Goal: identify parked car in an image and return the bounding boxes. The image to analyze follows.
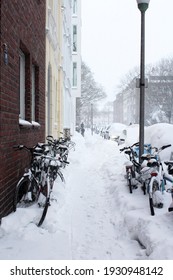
[105,123,127,144]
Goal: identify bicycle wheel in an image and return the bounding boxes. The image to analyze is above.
[37,197,50,227]
[149,195,155,216]
[149,179,160,216]
[127,178,133,194]
[142,182,146,195]
[37,177,55,227]
[13,176,39,211]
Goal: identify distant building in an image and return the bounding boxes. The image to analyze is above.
[147,76,173,124]
[113,93,123,123]
[113,75,173,125]
[113,80,140,125]
[0,0,46,219]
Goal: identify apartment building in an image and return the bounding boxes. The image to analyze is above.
[113,75,173,125]
[46,0,81,137]
[61,0,81,135]
[0,0,46,219]
[71,0,81,133]
[46,0,61,137]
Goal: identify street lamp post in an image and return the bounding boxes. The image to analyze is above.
[136,0,150,163]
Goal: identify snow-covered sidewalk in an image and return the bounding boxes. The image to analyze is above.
[0,128,173,260]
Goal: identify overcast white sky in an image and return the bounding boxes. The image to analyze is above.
[81,0,173,100]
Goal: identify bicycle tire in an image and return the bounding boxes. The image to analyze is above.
[149,179,159,216]
[37,197,50,227]
[142,182,146,195]
[149,196,155,216]
[128,178,133,194]
[37,178,54,227]
[13,176,39,211]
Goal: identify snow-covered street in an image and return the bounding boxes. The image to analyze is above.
[0,125,173,260]
[66,134,141,259]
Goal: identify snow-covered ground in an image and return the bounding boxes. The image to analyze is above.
[0,123,173,260]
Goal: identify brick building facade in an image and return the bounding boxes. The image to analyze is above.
[0,0,46,220]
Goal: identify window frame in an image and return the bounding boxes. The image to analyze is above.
[31,65,36,121]
[19,50,26,120]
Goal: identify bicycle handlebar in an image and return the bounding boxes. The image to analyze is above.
[13,145,24,149]
[150,144,171,154]
[121,143,171,152]
[132,142,139,147]
[13,144,49,154]
[13,145,33,152]
[161,144,171,150]
[46,135,69,146]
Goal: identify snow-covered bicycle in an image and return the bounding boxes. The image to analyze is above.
[13,144,64,226]
[120,142,141,193]
[139,144,171,215]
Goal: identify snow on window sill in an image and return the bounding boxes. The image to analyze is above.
[19,118,41,128]
[32,121,41,127]
[19,118,32,127]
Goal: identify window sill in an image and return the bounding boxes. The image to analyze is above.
[32,121,41,127]
[19,119,41,128]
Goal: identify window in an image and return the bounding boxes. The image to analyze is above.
[31,65,36,121]
[73,62,77,87]
[19,45,40,126]
[19,50,25,119]
[73,25,77,52]
[73,0,77,14]
[54,81,58,126]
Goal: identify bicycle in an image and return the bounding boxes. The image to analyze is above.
[164,160,173,212]
[139,144,171,215]
[13,144,43,211]
[120,142,141,193]
[13,144,64,226]
[46,135,75,168]
[37,153,64,226]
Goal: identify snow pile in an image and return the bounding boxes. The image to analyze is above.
[145,123,173,160]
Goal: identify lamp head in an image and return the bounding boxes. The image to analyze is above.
[137,0,150,2]
[136,0,150,12]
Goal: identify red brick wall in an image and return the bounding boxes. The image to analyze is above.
[0,0,46,219]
